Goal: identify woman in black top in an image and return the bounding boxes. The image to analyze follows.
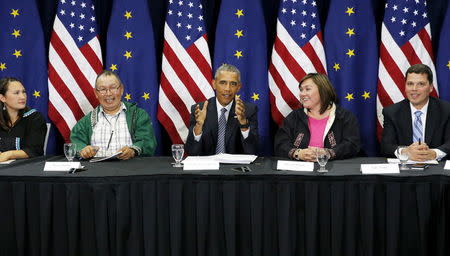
[0,77,46,162]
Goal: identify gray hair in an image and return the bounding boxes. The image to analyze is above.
[95,70,123,88]
[214,64,241,83]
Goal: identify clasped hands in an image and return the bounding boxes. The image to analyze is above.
[193,96,248,136]
[293,146,324,162]
[402,142,436,161]
[79,145,135,160]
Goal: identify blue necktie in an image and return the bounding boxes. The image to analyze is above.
[413,110,423,143]
[216,108,227,154]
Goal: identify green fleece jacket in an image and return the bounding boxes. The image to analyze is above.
[70,102,156,156]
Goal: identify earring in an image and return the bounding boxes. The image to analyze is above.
[2,105,5,111]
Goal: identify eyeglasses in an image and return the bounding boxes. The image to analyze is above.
[95,86,121,95]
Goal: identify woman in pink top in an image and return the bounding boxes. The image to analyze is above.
[274,73,361,161]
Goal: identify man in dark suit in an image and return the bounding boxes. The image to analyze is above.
[185,64,258,156]
[381,64,450,161]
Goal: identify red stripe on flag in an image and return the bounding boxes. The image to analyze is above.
[187,36,213,87]
[48,63,85,120]
[269,62,301,110]
[80,42,103,73]
[163,40,207,100]
[48,102,71,142]
[157,105,183,144]
[302,41,326,74]
[273,37,305,82]
[401,41,421,66]
[377,79,394,107]
[417,29,434,60]
[379,43,406,96]
[269,91,284,125]
[160,73,190,126]
[50,31,98,107]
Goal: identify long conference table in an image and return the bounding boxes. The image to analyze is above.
[1,156,450,256]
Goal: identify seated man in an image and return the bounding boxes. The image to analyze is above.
[381,64,450,161]
[70,70,156,160]
[185,64,258,155]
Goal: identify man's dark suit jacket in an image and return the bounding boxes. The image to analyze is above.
[185,97,258,156]
[381,97,450,157]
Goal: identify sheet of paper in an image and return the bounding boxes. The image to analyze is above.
[361,164,400,174]
[277,160,314,172]
[0,159,15,164]
[387,158,438,165]
[44,161,82,172]
[89,151,123,162]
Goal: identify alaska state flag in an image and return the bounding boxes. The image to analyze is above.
[213,0,271,155]
[106,0,162,155]
[437,3,450,101]
[324,0,378,156]
[0,0,56,154]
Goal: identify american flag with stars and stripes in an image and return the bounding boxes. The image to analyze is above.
[376,0,438,133]
[269,0,327,125]
[48,0,103,142]
[157,0,214,144]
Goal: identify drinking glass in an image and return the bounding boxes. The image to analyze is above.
[316,149,330,173]
[64,143,76,162]
[396,146,409,170]
[171,144,184,167]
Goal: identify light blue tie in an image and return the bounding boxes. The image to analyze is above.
[216,108,227,154]
[413,110,423,143]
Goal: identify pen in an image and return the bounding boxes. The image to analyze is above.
[418,138,421,145]
[106,131,114,150]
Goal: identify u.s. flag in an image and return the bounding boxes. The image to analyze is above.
[269,0,327,125]
[377,0,438,134]
[48,0,103,142]
[157,0,214,144]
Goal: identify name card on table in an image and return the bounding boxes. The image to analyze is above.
[444,161,450,170]
[360,164,399,174]
[183,157,220,171]
[44,162,82,172]
[277,160,314,172]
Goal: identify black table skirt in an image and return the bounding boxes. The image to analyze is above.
[1,157,450,256]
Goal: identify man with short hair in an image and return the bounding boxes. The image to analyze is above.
[381,64,450,161]
[70,70,156,160]
[185,63,258,155]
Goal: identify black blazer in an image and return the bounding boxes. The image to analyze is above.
[274,105,361,160]
[185,97,258,156]
[381,97,450,157]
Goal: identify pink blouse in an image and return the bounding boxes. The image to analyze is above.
[308,116,329,148]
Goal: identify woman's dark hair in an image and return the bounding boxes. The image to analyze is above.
[0,77,28,130]
[299,73,337,114]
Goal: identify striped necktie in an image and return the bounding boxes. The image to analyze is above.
[216,108,227,154]
[413,110,423,143]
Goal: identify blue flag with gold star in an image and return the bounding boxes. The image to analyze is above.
[106,0,162,154]
[213,0,271,155]
[437,3,450,101]
[324,0,378,156]
[0,0,56,154]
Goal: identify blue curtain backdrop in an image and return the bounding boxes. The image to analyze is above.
[105,0,162,155]
[0,0,56,154]
[213,0,272,156]
[324,0,378,156]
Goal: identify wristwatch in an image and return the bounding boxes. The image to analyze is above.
[240,119,250,129]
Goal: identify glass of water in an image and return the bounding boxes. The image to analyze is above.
[64,143,76,162]
[316,148,330,173]
[171,144,184,167]
[396,146,409,170]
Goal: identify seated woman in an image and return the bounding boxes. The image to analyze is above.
[0,77,47,162]
[274,73,361,161]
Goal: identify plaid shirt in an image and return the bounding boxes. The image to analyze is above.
[91,103,132,157]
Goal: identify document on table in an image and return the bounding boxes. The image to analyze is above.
[387,158,438,165]
[89,151,123,162]
[0,159,15,164]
